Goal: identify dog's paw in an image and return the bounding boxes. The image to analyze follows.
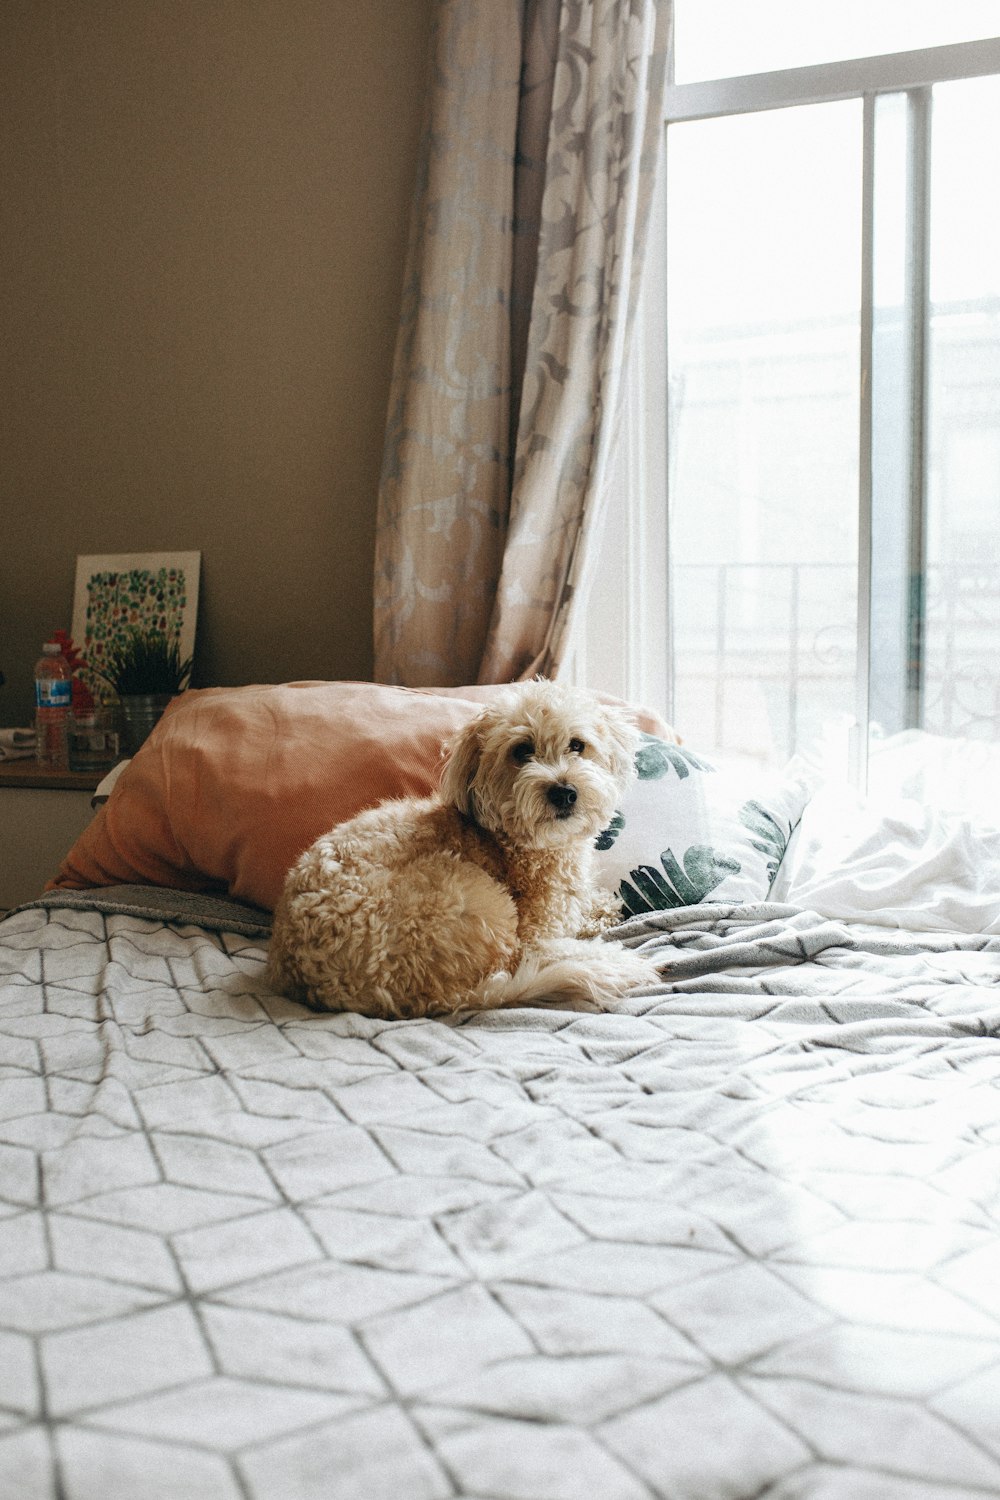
[481,936,660,1011]
[576,887,627,938]
[588,939,661,996]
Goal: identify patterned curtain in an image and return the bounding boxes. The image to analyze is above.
[374,0,670,686]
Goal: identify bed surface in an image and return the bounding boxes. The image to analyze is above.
[3,885,1000,1499]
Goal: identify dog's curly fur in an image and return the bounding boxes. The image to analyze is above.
[267,680,660,1019]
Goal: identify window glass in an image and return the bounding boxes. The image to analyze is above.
[667,102,862,769]
[674,1,1000,85]
[923,75,1000,739]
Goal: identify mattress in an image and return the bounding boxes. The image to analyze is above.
[3,884,1000,1499]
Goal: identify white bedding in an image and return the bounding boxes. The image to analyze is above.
[772,732,1000,935]
[5,887,1000,1499]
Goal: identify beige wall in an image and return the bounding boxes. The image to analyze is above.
[0,0,433,727]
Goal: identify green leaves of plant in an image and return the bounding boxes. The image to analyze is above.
[90,627,193,696]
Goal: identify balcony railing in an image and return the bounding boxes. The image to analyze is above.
[671,560,1000,764]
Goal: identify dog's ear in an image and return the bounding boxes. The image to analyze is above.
[439,715,483,816]
[592,706,641,788]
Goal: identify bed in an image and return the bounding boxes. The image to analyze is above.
[3,685,1000,1500]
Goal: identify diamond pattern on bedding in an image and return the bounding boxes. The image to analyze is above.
[3,901,1000,1499]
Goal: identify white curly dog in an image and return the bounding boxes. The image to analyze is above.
[268,680,660,1019]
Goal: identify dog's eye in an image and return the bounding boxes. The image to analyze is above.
[568,738,586,755]
[512,741,534,764]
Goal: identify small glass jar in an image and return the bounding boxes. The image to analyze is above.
[68,704,121,775]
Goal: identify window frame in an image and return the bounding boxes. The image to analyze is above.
[658,36,1000,780]
[663,39,1000,123]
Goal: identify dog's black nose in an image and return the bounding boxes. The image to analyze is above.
[547,783,577,811]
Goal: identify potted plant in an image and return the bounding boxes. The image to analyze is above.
[91,627,193,755]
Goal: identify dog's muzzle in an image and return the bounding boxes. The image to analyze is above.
[546,782,578,818]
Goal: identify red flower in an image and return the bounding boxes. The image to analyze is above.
[51,629,87,675]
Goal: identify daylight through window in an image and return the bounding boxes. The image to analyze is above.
[660,14,1000,778]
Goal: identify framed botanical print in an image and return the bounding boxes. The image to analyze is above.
[71,551,201,690]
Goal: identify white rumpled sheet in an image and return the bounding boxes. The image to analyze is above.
[771,781,1000,935]
[772,729,1000,936]
[2,896,1000,1500]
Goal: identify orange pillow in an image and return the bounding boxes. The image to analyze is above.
[49,680,675,911]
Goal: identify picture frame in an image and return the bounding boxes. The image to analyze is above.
[71,551,201,689]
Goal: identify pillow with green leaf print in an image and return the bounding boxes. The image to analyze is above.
[593,735,812,915]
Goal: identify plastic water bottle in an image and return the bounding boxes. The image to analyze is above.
[34,642,72,770]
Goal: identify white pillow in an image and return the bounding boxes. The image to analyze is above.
[594,736,812,915]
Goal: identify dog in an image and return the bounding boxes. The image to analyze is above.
[267,679,660,1019]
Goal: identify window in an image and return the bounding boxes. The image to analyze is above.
[576,15,1000,782]
[673,1,1000,84]
[666,99,863,770]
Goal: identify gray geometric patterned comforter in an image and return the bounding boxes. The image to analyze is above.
[2,888,1000,1500]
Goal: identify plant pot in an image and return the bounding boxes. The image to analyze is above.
[119,693,173,757]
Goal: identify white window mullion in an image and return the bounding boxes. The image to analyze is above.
[853,92,876,788]
[906,87,933,729]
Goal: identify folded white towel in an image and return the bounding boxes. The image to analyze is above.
[0,728,36,760]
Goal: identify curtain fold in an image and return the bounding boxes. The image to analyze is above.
[374,0,670,687]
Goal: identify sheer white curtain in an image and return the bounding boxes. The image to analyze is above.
[374,0,670,686]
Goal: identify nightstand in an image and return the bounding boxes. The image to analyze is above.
[0,760,104,910]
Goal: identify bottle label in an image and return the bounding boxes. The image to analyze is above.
[36,679,72,709]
